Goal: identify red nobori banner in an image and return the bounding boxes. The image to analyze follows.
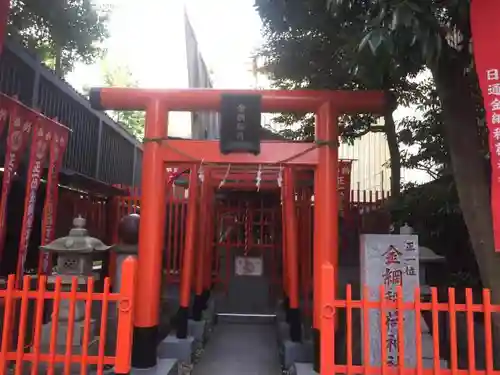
[16,119,52,284]
[471,0,500,252]
[0,99,36,261]
[38,124,69,274]
[0,94,10,136]
[338,160,353,195]
[338,160,353,212]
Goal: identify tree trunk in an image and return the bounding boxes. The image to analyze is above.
[432,57,500,301]
[433,56,500,364]
[384,110,401,198]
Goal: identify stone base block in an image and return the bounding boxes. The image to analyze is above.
[276,307,287,323]
[216,313,275,324]
[291,362,317,375]
[130,358,178,375]
[280,340,313,369]
[30,363,105,375]
[40,320,96,347]
[188,319,206,341]
[202,299,216,341]
[277,321,290,342]
[34,340,100,374]
[188,319,207,350]
[202,298,216,324]
[158,335,195,364]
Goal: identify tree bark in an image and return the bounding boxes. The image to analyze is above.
[384,110,401,198]
[433,56,500,365]
[432,55,500,303]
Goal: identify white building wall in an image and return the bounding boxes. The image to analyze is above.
[184,10,220,140]
[339,132,434,196]
[153,1,192,138]
[138,2,218,140]
[339,132,391,193]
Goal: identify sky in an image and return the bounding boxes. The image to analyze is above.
[67,0,263,90]
[66,0,265,137]
[67,0,418,121]
[67,0,419,122]
[65,0,428,184]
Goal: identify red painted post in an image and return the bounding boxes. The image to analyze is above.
[320,262,335,375]
[284,167,302,342]
[178,166,199,338]
[193,167,209,321]
[313,101,339,372]
[131,100,167,369]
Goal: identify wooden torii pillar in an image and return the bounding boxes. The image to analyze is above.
[89,87,385,370]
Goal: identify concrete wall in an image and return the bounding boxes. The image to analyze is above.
[184,11,220,140]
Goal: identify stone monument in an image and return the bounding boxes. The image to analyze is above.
[360,234,419,367]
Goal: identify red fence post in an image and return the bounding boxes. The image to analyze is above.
[115,257,138,374]
[320,262,335,375]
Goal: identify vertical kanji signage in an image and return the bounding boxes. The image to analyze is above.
[338,160,353,213]
[471,0,500,252]
[219,94,262,155]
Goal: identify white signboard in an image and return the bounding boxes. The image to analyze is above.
[360,234,419,367]
[235,256,263,277]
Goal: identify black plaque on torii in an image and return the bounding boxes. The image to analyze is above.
[219,94,262,155]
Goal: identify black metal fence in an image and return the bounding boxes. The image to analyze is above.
[0,40,143,188]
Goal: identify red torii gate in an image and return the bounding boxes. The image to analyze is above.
[89,87,386,370]
[0,1,499,373]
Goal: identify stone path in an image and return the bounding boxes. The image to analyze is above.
[192,322,281,375]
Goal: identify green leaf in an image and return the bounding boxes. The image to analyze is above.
[405,1,422,13]
[326,0,343,11]
[359,31,373,52]
[367,29,384,54]
[391,7,400,30]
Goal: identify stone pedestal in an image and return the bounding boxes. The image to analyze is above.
[36,275,100,373]
[131,358,178,375]
[158,335,195,364]
[36,215,113,374]
[277,320,314,369]
[188,319,207,349]
[280,340,314,369]
[291,362,317,375]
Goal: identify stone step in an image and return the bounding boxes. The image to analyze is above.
[216,313,276,325]
[292,362,317,375]
[130,358,178,375]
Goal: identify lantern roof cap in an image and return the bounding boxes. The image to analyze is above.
[40,215,113,254]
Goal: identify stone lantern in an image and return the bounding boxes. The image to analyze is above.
[37,215,113,370]
[40,215,112,277]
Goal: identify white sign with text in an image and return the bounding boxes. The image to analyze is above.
[235,256,263,277]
